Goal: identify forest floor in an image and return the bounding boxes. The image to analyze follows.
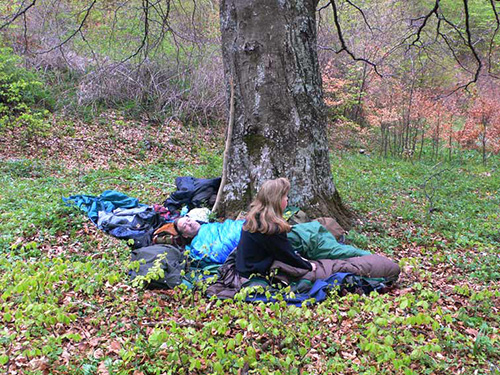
[0,114,499,375]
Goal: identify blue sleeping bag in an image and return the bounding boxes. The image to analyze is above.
[187,220,244,263]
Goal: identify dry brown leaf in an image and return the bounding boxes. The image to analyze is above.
[98,361,109,375]
[94,348,104,359]
[341,350,357,360]
[61,349,71,364]
[109,340,121,354]
[465,328,478,337]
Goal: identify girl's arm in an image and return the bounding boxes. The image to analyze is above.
[269,232,313,270]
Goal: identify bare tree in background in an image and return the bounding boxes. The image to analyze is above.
[1,0,499,223]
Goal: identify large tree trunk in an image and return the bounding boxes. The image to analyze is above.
[219,0,353,228]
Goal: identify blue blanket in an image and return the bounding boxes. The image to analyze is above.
[244,272,353,306]
[63,190,145,225]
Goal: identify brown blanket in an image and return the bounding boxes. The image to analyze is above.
[271,254,400,283]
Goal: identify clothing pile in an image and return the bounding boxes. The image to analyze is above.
[204,220,400,303]
[64,177,220,288]
[65,180,400,304]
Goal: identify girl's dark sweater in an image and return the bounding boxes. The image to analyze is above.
[235,228,312,278]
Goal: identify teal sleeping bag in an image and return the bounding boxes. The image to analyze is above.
[63,190,144,225]
[187,220,244,263]
[288,221,370,260]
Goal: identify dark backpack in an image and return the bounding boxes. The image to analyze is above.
[341,274,393,295]
[129,244,186,289]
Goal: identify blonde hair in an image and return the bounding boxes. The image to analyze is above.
[243,177,292,234]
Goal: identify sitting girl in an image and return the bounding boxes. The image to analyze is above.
[235,177,399,283]
[236,177,317,278]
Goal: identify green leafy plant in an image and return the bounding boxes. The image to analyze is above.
[0,47,52,141]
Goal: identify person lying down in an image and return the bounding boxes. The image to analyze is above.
[174,178,400,283]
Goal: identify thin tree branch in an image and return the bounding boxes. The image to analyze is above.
[109,1,130,55]
[191,0,198,39]
[440,17,469,47]
[22,12,29,54]
[317,2,330,12]
[409,0,439,47]
[436,17,474,74]
[212,78,234,216]
[0,0,37,31]
[36,0,97,54]
[488,0,500,75]
[461,0,482,90]
[117,0,150,66]
[328,0,381,76]
[402,0,484,96]
[79,29,99,67]
[344,0,375,33]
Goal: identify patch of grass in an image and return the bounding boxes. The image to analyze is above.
[1,128,499,374]
[333,151,500,281]
[0,158,46,178]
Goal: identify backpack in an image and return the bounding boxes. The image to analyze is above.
[341,274,393,295]
[129,244,186,289]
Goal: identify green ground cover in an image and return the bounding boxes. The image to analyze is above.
[0,120,499,374]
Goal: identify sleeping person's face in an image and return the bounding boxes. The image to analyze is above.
[281,193,289,211]
[177,217,201,238]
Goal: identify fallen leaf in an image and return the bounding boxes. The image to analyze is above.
[94,348,104,359]
[98,361,109,375]
[109,340,121,354]
[465,328,478,337]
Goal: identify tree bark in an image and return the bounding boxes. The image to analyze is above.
[219,0,353,228]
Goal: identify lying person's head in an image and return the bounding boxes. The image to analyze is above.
[174,216,201,238]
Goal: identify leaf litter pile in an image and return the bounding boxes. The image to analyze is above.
[0,115,499,374]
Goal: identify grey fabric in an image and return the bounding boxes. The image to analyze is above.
[129,245,186,289]
[97,206,155,229]
[99,206,161,249]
